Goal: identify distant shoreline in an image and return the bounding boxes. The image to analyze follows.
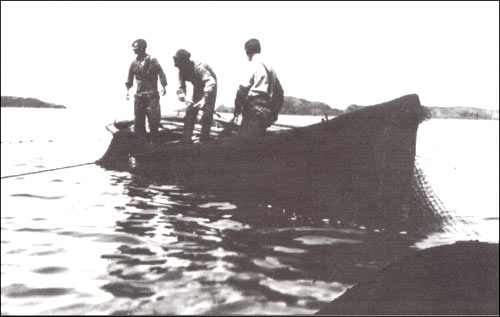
[1,105,66,109]
[1,96,66,109]
[216,96,498,120]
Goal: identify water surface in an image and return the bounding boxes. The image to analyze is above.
[1,108,498,314]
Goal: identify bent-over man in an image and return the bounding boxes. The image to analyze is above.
[173,49,217,143]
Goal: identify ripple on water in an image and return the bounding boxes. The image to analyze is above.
[29,248,65,256]
[294,235,362,245]
[10,193,64,200]
[101,282,154,298]
[2,284,73,298]
[32,266,68,274]
[94,233,143,245]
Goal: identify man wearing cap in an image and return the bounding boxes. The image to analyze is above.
[173,49,217,143]
[125,39,167,138]
[230,38,284,140]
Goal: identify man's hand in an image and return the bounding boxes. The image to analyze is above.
[193,98,205,110]
[230,114,240,125]
[126,91,130,100]
[161,87,166,96]
[178,95,186,103]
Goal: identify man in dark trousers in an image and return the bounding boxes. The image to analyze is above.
[230,38,284,140]
[125,39,167,138]
[173,49,217,143]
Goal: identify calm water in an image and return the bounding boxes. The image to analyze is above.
[1,108,498,314]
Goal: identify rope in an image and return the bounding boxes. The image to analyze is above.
[1,161,97,179]
[1,122,458,180]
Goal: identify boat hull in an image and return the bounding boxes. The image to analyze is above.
[98,94,430,225]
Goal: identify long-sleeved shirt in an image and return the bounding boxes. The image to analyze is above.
[234,53,279,115]
[177,61,217,103]
[126,54,167,95]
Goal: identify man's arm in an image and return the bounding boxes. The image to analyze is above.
[231,65,253,121]
[233,85,250,116]
[125,62,135,100]
[195,64,217,109]
[153,58,167,96]
[176,71,187,102]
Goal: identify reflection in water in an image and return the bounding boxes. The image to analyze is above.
[94,171,447,314]
[2,110,497,315]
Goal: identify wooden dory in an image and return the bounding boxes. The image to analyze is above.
[97,94,431,225]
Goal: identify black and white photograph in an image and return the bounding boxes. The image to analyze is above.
[1,1,498,315]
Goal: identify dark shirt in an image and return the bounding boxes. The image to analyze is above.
[126,54,167,95]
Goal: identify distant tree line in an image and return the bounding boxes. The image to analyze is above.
[426,106,499,120]
[1,96,66,109]
[217,96,498,120]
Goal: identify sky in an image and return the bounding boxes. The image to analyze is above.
[1,1,499,122]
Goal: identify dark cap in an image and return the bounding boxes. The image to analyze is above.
[132,39,147,49]
[173,49,191,62]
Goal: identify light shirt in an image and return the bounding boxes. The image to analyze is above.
[177,61,217,102]
[240,53,278,99]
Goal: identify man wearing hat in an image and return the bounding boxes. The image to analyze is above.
[173,49,217,143]
[125,39,167,138]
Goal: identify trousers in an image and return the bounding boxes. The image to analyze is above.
[134,93,160,137]
[183,87,217,143]
[238,96,272,140]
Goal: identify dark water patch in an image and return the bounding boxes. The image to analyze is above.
[57,231,103,239]
[1,240,10,244]
[102,282,154,298]
[1,216,14,219]
[2,283,73,298]
[317,241,499,315]
[17,228,57,233]
[116,258,166,266]
[101,254,131,260]
[116,220,155,237]
[127,212,157,221]
[32,243,53,246]
[35,165,45,168]
[50,179,63,182]
[32,266,67,274]
[14,163,27,167]
[10,193,64,200]
[111,310,136,316]
[183,262,211,271]
[31,218,46,221]
[151,269,184,281]
[30,248,65,256]
[484,217,499,221]
[94,233,143,245]
[118,245,156,256]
